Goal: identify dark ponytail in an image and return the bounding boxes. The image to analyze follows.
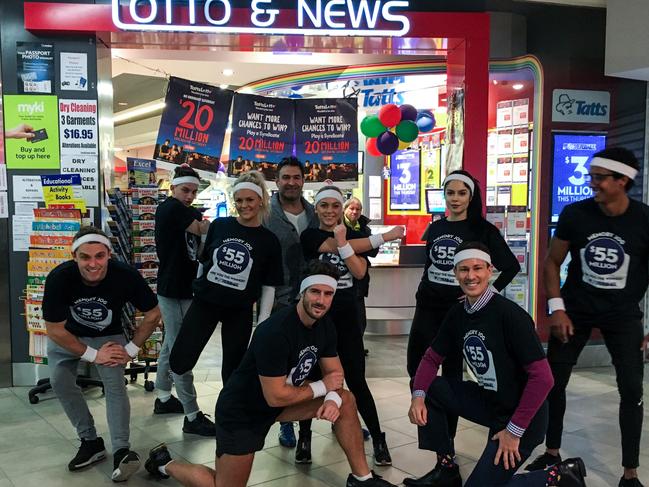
[444,170,483,222]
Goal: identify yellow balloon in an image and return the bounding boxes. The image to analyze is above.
[389,127,397,134]
[398,139,410,150]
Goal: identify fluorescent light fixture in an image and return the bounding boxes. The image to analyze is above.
[222,68,234,77]
[118,101,129,106]
[220,84,228,89]
[113,101,166,123]
[513,83,524,90]
[114,147,123,151]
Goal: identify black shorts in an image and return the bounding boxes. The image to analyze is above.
[215,422,272,457]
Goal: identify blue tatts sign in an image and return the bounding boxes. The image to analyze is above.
[551,133,606,222]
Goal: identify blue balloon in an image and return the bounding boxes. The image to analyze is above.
[416,114,435,133]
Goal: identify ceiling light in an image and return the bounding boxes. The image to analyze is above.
[512,83,524,90]
[222,68,234,76]
[114,147,123,151]
[113,101,166,123]
[492,80,498,85]
[220,84,228,89]
[118,102,128,106]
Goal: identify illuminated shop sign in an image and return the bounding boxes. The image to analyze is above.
[112,0,411,36]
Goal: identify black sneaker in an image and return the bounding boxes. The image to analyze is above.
[145,443,173,480]
[154,395,184,414]
[346,471,397,486]
[111,448,141,482]
[619,477,645,487]
[295,432,312,464]
[554,457,587,487]
[68,437,107,471]
[183,411,216,437]
[526,452,562,471]
[403,462,462,487]
[372,433,392,466]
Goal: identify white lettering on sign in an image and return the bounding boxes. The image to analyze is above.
[112,0,410,37]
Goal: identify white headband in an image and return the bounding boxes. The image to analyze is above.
[453,249,492,266]
[71,234,113,253]
[172,176,200,186]
[233,182,263,198]
[315,189,344,205]
[299,275,338,294]
[590,157,638,180]
[443,174,475,194]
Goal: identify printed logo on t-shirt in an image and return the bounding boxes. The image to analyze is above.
[206,238,253,290]
[69,297,113,331]
[185,232,200,261]
[428,234,462,285]
[319,253,352,289]
[463,330,498,391]
[580,233,630,289]
[286,346,318,386]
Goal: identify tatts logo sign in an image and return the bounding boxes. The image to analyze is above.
[112,0,411,36]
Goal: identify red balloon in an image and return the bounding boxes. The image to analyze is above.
[378,104,402,128]
[366,137,381,157]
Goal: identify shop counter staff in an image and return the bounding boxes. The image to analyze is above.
[42,227,161,482]
[153,164,215,437]
[299,185,404,467]
[407,241,587,487]
[144,261,399,487]
[404,170,520,487]
[527,147,649,487]
[169,171,283,384]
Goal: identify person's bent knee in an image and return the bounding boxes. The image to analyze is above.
[339,389,357,413]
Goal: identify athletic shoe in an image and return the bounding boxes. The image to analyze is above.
[619,478,645,487]
[182,411,216,437]
[372,432,392,466]
[554,457,587,487]
[68,437,107,471]
[526,451,562,471]
[153,395,184,414]
[295,431,312,464]
[145,443,172,480]
[403,463,462,487]
[279,422,297,448]
[346,471,397,486]
[111,448,141,482]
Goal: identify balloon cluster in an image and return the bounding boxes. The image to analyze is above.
[361,104,436,157]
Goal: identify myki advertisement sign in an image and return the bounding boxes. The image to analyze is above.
[112,0,411,37]
[153,77,233,173]
[390,149,420,210]
[228,93,294,179]
[295,98,358,182]
[551,133,606,222]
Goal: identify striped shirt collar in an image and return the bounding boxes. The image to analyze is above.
[464,287,495,314]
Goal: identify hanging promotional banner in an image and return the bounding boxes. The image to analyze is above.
[153,77,233,173]
[390,149,421,210]
[295,98,358,182]
[4,95,60,169]
[228,93,294,180]
[59,99,98,156]
[127,157,157,187]
[16,42,54,94]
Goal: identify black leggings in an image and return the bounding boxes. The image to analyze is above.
[300,297,382,439]
[545,317,644,468]
[407,303,463,439]
[170,297,253,385]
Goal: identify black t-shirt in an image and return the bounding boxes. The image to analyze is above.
[155,197,202,299]
[432,294,545,428]
[42,260,158,337]
[301,227,370,304]
[417,218,520,309]
[215,306,338,431]
[556,198,649,322]
[193,217,283,307]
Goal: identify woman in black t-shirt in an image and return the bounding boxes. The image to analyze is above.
[406,171,521,456]
[170,171,283,385]
[301,186,403,467]
[154,165,213,428]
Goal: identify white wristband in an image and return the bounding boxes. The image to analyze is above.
[548,297,566,314]
[125,341,140,359]
[309,380,327,398]
[369,233,385,249]
[81,346,98,363]
[324,391,342,408]
[337,243,354,259]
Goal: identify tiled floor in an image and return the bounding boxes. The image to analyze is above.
[0,334,647,486]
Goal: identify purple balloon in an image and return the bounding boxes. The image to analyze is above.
[399,104,418,122]
[377,131,400,155]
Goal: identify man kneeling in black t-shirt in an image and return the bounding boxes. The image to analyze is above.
[144,261,397,487]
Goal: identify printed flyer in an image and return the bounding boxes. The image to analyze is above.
[16,42,54,94]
